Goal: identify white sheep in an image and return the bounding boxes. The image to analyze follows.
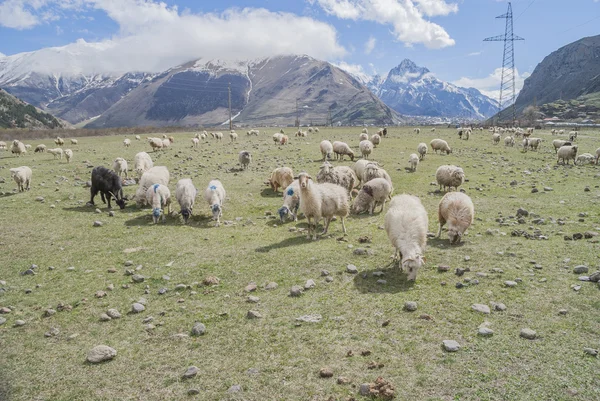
[64,149,73,163]
[54,137,64,146]
[0,141,6,150]
[575,153,595,165]
[552,139,571,153]
[213,132,223,141]
[238,151,251,170]
[359,140,373,159]
[10,140,26,157]
[332,141,354,161]
[596,147,600,165]
[320,140,333,161]
[273,133,283,143]
[492,133,501,144]
[463,129,470,140]
[134,152,154,179]
[504,136,515,147]
[124,138,131,147]
[203,180,226,227]
[351,178,392,215]
[112,157,129,178]
[191,138,200,148]
[384,194,428,281]
[47,148,63,159]
[408,153,419,172]
[24,144,31,150]
[297,172,349,240]
[413,128,421,134]
[363,162,392,189]
[430,139,452,155]
[278,180,301,222]
[34,144,46,153]
[268,167,294,193]
[527,137,542,151]
[568,131,578,142]
[437,192,474,245]
[316,161,358,195]
[417,143,427,160]
[370,134,381,147]
[176,178,197,224]
[135,166,170,207]
[70,138,78,145]
[161,138,171,149]
[279,135,289,145]
[229,132,238,142]
[10,166,32,192]
[436,165,465,191]
[145,183,172,224]
[361,128,368,134]
[359,133,369,142]
[430,128,436,132]
[148,137,163,151]
[308,127,314,133]
[352,159,371,188]
[135,135,141,141]
[162,134,168,139]
[558,129,565,135]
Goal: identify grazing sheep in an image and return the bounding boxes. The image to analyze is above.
[316,162,358,195]
[351,178,392,215]
[552,139,571,153]
[463,129,470,140]
[64,149,73,163]
[308,127,314,133]
[384,194,428,281]
[279,135,289,145]
[0,141,6,150]
[273,133,283,143]
[168,136,174,143]
[370,134,381,147]
[575,153,595,165]
[430,139,452,155]
[213,132,223,141]
[279,129,285,134]
[297,172,349,240]
[89,166,126,210]
[47,148,63,159]
[146,184,171,224]
[54,137,64,146]
[295,130,307,137]
[124,138,131,147]
[408,153,419,172]
[381,127,387,137]
[278,180,301,222]
[435,165,465,191]
[430,128,436,132]
[148,137,163,151]
[314,127,320,133]
[568,131,578,142]
[135,166,170,207]
[112,157,128,179]
[10,166,32,192]
[34,144,46,153]
[437,192,474,245]
[363,162,392,189]
[247,129,260,136]
[229,132,238,142]
[268,167,294,193]
[527,137,542,151]
[352,159,371,188]
[11,140,26,157]
[320,140,333,161]
[359,140,373,159]
[361,128,368,134]
[238,151,251,170]
[332,141,354,161]
[522,137,529,151]
[161,138,171,149]
[504,136,515,147]
[70,138,78,145]
[596,147,600,165]
[359,133,369,142]
[175,178,197,224]
[135,135,141,141]
[134,152,154,179]
[413,128,421,134]
[191,138,200,148]
[162,134,168,139]
[204,180,226,227]
[557,145,578,165]
[24,144,31,150]
[558,129,565,135]
[417,143,427,160]
[492,133,501,144]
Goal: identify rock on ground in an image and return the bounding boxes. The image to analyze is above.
[442,340,460,352]
[87,345,117,363]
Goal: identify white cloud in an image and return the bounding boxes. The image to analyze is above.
[452,68,531,100]
[0,0,40,29]
[467,51,482,56]
[333,61,372,83]
[0,51,5,57]
[309,0,456,48]
[364,36,376,54]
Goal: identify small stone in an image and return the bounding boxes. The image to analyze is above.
[0,307,11,314]
[455,268,465,276]
[321,270,330,276]
[377,279,387,285]
[107,309,121,319]
[191,322,206,336]
[346,264,358,274]
[319,367,333,378]
[0,317,6,325]
[93,221,103,227]
[404,301,417,312]
[66,266,75,272]
[99,313,112,322]
[131,303,145,313]
[583,348,598,357]
[296,314,322,323]
[95,208,102,214]
[86,345,117,363]
[95,291,107,298]
[325,276,333,283]
[202,276,220,286]
[183,366,199,379]
[108,211,115,217]
[504,280,518,287]
[464,256,471,262]
[472,304,491,314]
[573,233,584,240]
[132,274,145,283]
[44,309,56,317]
[188,389,200,395]
[124,260,134,267]
[175,284,187,291]
[531,188,538,193]
[589,271,600,282]
[442,340,460,352]
[14,320,26,327]
[106,284,114,291]
[359,383,371,396]
[558,309,568,315]
[245,282,257,292]
[573,265,588,274]
[247,310,262,319]
[493,303,507,311]
[516,208,529,217]
[544,187,553,192]
[520,328,537,340]
[265,282,278,290]
[438,265,450,272]
[228,385,242,393]
[337,376,351,385]
[290,285,303,297]
[304,279,316,289]
[478,327,494,337]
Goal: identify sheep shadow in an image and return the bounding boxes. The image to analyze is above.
[259,187,282,198]
[427,236,466,249]
[255,235,311,253]
[0,192,18,198]
[353,263,416,294]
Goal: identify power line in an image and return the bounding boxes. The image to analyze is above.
[559,14,600,33]
[514,0,535,21]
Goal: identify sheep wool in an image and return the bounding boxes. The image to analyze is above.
[135,166,170,207]
[278,180,301,222]
[203,180,226,227]
[268,167,294,193]
[370,134,381,147]
[359,133,369,142]
[557,145,578,165]
[352,159,371,187]
[238,151,252,170]
[437,192,474,245]
[112,157,129,178]
[408,153,419,172]
[417,143,427,160]
[47,148,63,159]
[316,162,357,195]
[10,166,32,192]
[332,141,354,161]
[146,183,172,224]
[435,165,465,191]
[430,139,452,155]
[34,144,46,153]
[134,152,154,179]
[64,149,73,163]
[351,178,392,215]
[320,140,333,161]
[175,178,197,224]
[359,140,373,159]
[11,140,27,157]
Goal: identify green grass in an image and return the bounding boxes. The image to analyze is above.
[1,127,599,400]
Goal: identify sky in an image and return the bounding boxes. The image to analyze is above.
[0,0,599,100]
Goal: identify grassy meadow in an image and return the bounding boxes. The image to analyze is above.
[0,126,599,401]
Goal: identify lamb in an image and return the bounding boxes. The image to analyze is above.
[112,157,129,178]
[278,180,301,222]
[268,167,294,193]
[47,148,63,159]
[203,180,226,226]
[552,139,571,153]
[430,139,452,154]
[316,162,358,195]
[34,144,46,153]
[351,178,392,215]
[229,132,238,142]
[297,172,349,240]
[191,138,200,148]
[279,135,289,145]
[273,133,283,143]
[146,184,172,224]
[435,165,465,191]
[124,138,131,147]
[247,129,260,136]
[370,134,381,147]
[437,192,474,245]
[363,162,392,189]
[175,178,197,224]
[134,152,154,179]
[417,143,427,160]
[408,153,419,172]
[54,137,64,146]
[238,151,251,170]
[70,138,78,145]
[89,166,126,210]
[332,141,354,161]
[135,135,141,140]
[576,153,595,165]
[11,140,26,157]
[492,133,501,144]
[359,140,373,159]
[384,194,428,281]
[504,136,515,147]
[148,137,163,151]
[135,166,170,207]
[527,137,542,151]
[64,149,73,163]
[320,140,333,161]
[557,145,578,165]
[9,166,32,192]
[359,133,369,142]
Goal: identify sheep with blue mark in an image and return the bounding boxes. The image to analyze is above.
[204,180,226,227]
[278,180,301,222]
[175,178,197,224]
[146,183,171,224]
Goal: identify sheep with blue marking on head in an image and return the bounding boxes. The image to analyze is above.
[175,178,197,224]
[278,180,301,222]
[204,180,226,227]
[146,183,171,224]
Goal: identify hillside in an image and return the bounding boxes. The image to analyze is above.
[0,89,69,129]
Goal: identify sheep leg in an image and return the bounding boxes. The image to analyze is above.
[379,199,386,213]
[306,216,312,240]
[321,218,331,236]
[340,217,347,235]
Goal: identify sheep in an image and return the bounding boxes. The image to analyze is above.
[135,135,141,141]
[213,132,223,141]
[55,137,64,146]
[295,130,307,137]
[463,129,470,140]
[557,145,578,165]
[558,129,565,135]
[417,143,427,160]
[527,137,542,151]
[162,134,168,139]
[596,147,600,165]
[134,152,154,179]
[316,162,358,196]
[370,134,381,147]
[435,165,465,191]
[24,144,32,150]
[204,180,226,226]
[527,127,534,135]
[10,166,32,192]
[361,128,368,134]
[148,137,163,151]
[247,129,260,136]
[437,192,474,245]
[47,148,63,159]
[112,157,129,178]
[384,194,428,281]
[135,166,170,207]
[89,166,126,210]
[381,127,387,137]
[576,153,595,165]
[278,180,300,222]
[64,149,73,163]
[408,153,419,172]
[175,179,197,224]
[161,138,171,149]
[492,133,501,144]
[10,140,26,157]
[308,127,314,133]
[430,139,452,155]
[351,178,392,215]
[273,133,283,143]
[359,133,369,142]
[552,139,571,153]
[70,138,78,145]
[320,140,333,161]
[238,151,251,170]
[297,172,349,240]
[168,136,174,143]
[279,129,285,134]
[145,184,171,223]
[0,141,6,150]
[430,128,436,132]
[359,140,373,159]
[34,144,46,153]
[191,138,200,148]
[504,136,515,147]
[363,162,392,189]
[352,159,371,188]
[268,167,294,193]
[279,135,289,145]
[124,138,131,147]
[332,141,354,161]
[229,132,238,142]
[568,131,578,142]
[314,127,320,133]
[413,128,421,134]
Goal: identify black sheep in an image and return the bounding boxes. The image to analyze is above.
[89,166,126,209]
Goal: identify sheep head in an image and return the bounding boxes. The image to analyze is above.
[448,229,462,245]
[181,208,192,224]
[278,206,290,222]
[298,173,311,189]
[211,204,221,220]
[319,162,333,174]
[152,208,162,224]
[402,254,425,281]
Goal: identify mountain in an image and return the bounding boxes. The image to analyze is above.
[0,89,69,129]
[514,35,600,114]
[352,59,498,119]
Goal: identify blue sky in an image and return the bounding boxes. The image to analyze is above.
[0,0,599,99]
